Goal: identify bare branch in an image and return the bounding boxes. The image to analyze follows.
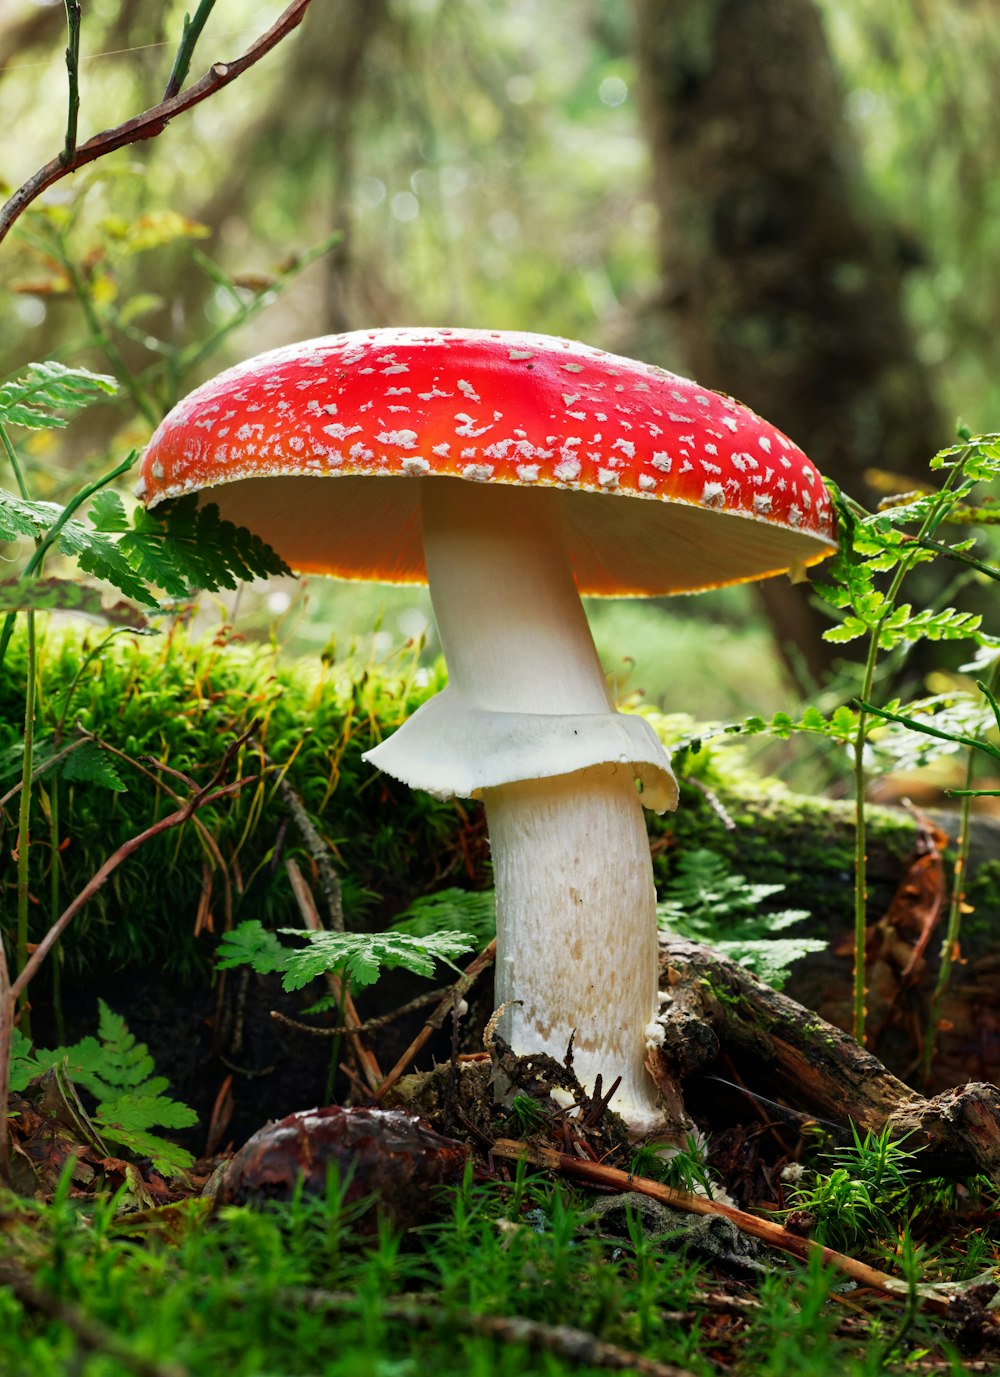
[492,1140,956,1317]
[0,0,315,247]
[372,939,497,1103]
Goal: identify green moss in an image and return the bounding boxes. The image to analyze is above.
[4,622,995,995]
[964,859,1000,944]
[0,625,478,982]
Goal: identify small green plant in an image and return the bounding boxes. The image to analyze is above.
[216,917,477,992]
[504,1095,548,1137]
[9,999,196,1174]
[814,436,1000,1041]
[725,432,1000,1046]
[629,1131,720,1199]
[787,1124,923,1250]
[656,848,823,988]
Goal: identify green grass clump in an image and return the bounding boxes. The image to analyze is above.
[3,1162,984,1377]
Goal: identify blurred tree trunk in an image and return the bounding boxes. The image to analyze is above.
[632,0,944,687]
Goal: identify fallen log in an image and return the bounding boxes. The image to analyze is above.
[653,936,1000,1182]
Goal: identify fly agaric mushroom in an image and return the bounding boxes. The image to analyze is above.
[138,327,835,1134]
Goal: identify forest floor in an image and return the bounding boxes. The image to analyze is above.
[4,983,1000,1377]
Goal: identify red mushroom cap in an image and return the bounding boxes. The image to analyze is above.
[139,327,835,595]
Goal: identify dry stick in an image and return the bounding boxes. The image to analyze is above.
[269,762,344,929]
[0,730,258,1182]
[284,858,382,1091]
[492,1140,954,1318]
[372,939,497,1103]
[271,984,451,1037]
[0,0,315,245]
[88,731,235,929]
[282,1288,695,1377]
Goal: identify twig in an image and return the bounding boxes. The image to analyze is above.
[269,761,343,930]
[270,984,451,1037]
[491,1140,954,1316]
[0,0,315,246]
[0,728,257,1182]
[685,778,737,830]
[60,1,82,165]
[284,858,382,1091]
[82,729,234,931]
[372,940,497,1103]
[163,0,219,100]
[0,1261,187,1377]
[279,1288,695,1377]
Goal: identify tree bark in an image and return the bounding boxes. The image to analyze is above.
[659,785,1000,1094]
[654,936,1000,1182]
[631,0,945,684]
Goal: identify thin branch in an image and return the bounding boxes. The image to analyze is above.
[270,984,450,1037]
[280,1287,694,1377]
[491,1141,955,1316]
[163,0,219,100]
[60,1,82,165]
[0,0,315,247]
[269,759,344,930]
[372,939,497,1103]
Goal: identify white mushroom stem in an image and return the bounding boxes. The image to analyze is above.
[419,479,670,1133]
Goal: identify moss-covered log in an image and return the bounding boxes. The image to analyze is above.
[653,937,1000,1182]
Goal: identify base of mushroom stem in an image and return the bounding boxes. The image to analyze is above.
[485,1006,686,1143]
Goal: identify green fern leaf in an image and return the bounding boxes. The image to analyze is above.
[656,849,815,988]
[0,361,117,430]
[0,491,64,541]
[13,1001,196,1175]
[89,489,130,533]
[216,919,288,974]
[54,519,161,605]
[122,498,292,595]
[95,1092,197,1133]
[8,1026,39,1093]
[393,888,497,945]
[277,928,475,991]
[95,1126,194,1175]
[61,741,127,791]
